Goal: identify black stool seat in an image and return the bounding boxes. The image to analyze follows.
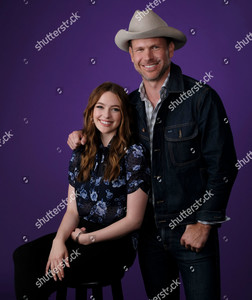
[56,270,125,300]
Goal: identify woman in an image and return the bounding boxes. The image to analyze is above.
[13,82,150,299]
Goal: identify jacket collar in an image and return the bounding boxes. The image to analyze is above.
[129,62,184,121]
[166,62,184,94]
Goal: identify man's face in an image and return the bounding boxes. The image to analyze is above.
[129,37,174,82]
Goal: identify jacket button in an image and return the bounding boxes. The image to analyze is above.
[156,117,162,124]
[154,149,160,152]
[156,176,162,182]
[142,128,146,132]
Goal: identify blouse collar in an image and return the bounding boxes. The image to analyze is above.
[99,135,115,150]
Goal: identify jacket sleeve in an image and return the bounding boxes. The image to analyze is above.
[195,87,238,222]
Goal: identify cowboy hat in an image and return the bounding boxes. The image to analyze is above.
[115,10,187,52]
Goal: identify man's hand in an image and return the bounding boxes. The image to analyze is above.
[180,223,211,253]
[67,130,86,150]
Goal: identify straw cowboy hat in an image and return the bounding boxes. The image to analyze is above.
[115,10,187,52]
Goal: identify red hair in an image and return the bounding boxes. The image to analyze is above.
[78,82,132,182]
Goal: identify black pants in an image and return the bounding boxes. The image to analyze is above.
[13,220,136,300]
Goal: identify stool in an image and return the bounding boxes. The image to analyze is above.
[56,274,124,300]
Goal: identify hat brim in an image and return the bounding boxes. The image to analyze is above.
[115,26,187,52]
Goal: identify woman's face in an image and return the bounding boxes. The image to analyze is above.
[93,91,122,145]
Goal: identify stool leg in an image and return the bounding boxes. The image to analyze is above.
[76,286,87,300]
[92,286,103,300]
[111,280,123,300]
[56,285,67,300]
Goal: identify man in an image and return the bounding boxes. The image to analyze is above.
[67,10,237,300]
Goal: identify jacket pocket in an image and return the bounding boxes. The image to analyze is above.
[164,122,200,166]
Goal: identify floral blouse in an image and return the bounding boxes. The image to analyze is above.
[68,142,150,227]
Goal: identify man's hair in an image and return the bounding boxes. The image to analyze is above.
[78,82,132,182]
[128,37,173,49]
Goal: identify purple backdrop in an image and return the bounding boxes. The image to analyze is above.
[0,0,251,299]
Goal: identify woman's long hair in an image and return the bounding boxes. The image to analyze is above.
[77,82,132,182]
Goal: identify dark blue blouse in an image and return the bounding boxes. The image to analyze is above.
[68,142,150,226]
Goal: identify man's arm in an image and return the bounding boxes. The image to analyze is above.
[195,87,238,222]
[181,87,238,252]
[67,130,86,150]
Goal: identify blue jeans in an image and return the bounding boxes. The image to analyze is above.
[138,221,220,300]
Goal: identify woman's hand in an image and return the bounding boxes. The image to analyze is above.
[71,227,89,245]
[45,239,70,281]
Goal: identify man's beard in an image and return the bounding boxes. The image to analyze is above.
[140,61,170,82]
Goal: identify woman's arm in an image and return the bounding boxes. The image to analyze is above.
[72,188,148,245]
[53,184,80,243]
[45,184,80,281]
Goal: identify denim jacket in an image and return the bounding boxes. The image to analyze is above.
[130,63,238,228]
